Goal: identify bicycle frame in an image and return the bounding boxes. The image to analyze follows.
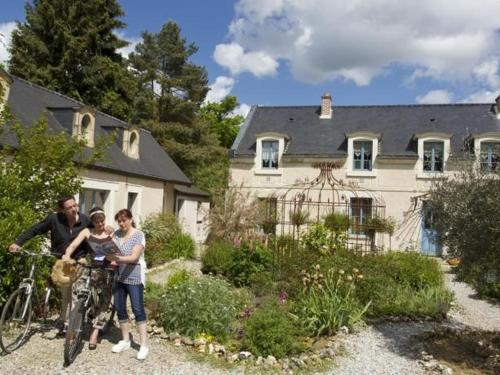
[16,262,37,322]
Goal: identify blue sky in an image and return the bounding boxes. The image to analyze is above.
[2,0,500,117]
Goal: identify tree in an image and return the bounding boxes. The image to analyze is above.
[129,21,209,124]
[0,113,107,302]
[429,163,500,299]
[199,96,243,149]
[8,0,137,120]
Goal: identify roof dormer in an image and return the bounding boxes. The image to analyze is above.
[72,106,96,147]
[0,68,12,114]
[122,126,140,159]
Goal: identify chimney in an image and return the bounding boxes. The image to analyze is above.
[495,95,500,119]
[320,92,332,119]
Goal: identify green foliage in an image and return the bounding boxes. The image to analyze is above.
[199,96,243,148]
[166,269,191,289]
[429,164,500,299]
[227,242,273,287]
[301,223,331,254]
[201,240,234,276]
[243,301,303,359]
[324,212,351,232]
[161,276,237,341]
[8,0,136,120]
[294,265,371,336]
[365,216,397,235]
[249,271,274,297]
[0,117,102,303]
[289,209,309,228]
[141,213,194,267]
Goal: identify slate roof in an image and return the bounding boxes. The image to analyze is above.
[174,184,210,199]
[2,75,191,185]
[232,103,500,158]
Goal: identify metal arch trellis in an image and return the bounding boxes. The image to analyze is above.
[269,161,387,254]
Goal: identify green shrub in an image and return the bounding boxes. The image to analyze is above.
[161,276,237,340]
[323,212,351,232]
[166,269,191,289]
[301,223,331,254]
[249,271,274,297]
[201,240,234,276]
[243,301,302,358]
[145,281,167,321]
[142,213,195,267]
[165,233,195,260]
[294,265,371,336]
[227,242,273,287]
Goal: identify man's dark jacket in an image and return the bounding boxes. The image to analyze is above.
[15,212,91,258]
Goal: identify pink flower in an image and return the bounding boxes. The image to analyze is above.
[279,289,288,304]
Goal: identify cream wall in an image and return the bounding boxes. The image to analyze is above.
[175,196,210,257]
[230,152,458,252]
[78,168,167,227]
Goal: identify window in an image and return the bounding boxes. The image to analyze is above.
[259,197,278,234]
[81,114,91,136]
[80,188,108,215]
[262,140,279,169]
[353,141,372,171]
[423,141,444,172]
[350,198,372,235]
[480,142,500,171]
[127,192,138,216]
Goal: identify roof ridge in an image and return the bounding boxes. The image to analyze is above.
[257,103,493,109]
[12,75,131,127]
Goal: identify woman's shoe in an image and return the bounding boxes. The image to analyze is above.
[137,346,149,360]
[112,340,131,353]
[88,343,97,350]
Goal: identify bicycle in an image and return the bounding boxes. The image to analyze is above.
[64,262,115,366]
[0,249,57,354]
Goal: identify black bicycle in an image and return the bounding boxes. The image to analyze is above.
[0,249,57,353]
[64,263,115,366]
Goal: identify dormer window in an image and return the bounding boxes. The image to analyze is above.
[122,127,140,159]
[262,140,279,169]
[480,141,500,171]
[423,141,444,172]
[353,141,372,171]
[72,107,95,147]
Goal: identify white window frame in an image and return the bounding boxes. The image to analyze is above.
[474,133,500,173]
[416,133,451,179]
[346,132,379,177]
[255,132,288,175]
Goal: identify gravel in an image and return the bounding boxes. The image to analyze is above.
[2,260,498,374]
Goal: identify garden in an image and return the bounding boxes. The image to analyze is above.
[142,188,454,369]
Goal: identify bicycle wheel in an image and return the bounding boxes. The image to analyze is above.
[63,299,85,366]
[0,287,33,353]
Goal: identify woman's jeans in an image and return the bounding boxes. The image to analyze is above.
[113,282,147,325]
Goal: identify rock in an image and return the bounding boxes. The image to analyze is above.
[207,343,214,354]
[282,358,290,370]
[227,354,239,363]
[238,351,253,360]
[421,360,438,370]
[256,356,263,365]
[442,367,454,375]
[197,344,206,353]
[339,326,349,334]
[264,355,277,366]
[168,332,180,341]
[213,344,225,354]
[194,337,206,346]
[291,357,305,368]
[181,336,194,346]
[152,326,163,335]
[147,325,154,334]
[319,348,336,359]
[436,363,445,371]
[173,338,182,346]
[312,338,330,351]
[422,354,434,361]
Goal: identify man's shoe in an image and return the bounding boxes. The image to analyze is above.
[137,346,149,360]
[56,323,67,337]
[111,340,131,353]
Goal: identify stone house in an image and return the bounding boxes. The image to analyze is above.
[229,93,500,256]
[0,68,209,243]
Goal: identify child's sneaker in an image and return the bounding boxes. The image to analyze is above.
[111,340,131,353]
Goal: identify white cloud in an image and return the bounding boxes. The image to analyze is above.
[205,76,235,103]
[416,90,453,104]
[0,21,16,64]
[213,42,278,77]
[115,31,141,58]
[218,0,500,88]
[462,89,499,103]
[233,103,251,118]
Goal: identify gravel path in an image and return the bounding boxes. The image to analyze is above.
[442,264,500,331]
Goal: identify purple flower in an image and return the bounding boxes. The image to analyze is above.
[279,289,288,304]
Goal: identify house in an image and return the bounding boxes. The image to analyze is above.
[229,93,500,256]
[0,67,209,243]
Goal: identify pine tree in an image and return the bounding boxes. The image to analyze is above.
[8,0,137,120]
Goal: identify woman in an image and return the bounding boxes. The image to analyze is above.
[63,206,117,350]
[106,208,149,360]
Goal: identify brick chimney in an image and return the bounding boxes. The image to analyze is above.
[320,92,332,119]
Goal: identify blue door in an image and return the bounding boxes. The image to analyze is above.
[421,202,442,256]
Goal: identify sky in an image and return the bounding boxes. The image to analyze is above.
[2,0,500,118]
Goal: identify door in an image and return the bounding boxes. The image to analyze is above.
[421,201,442,256]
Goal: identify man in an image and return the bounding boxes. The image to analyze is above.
[9,195,91,334]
